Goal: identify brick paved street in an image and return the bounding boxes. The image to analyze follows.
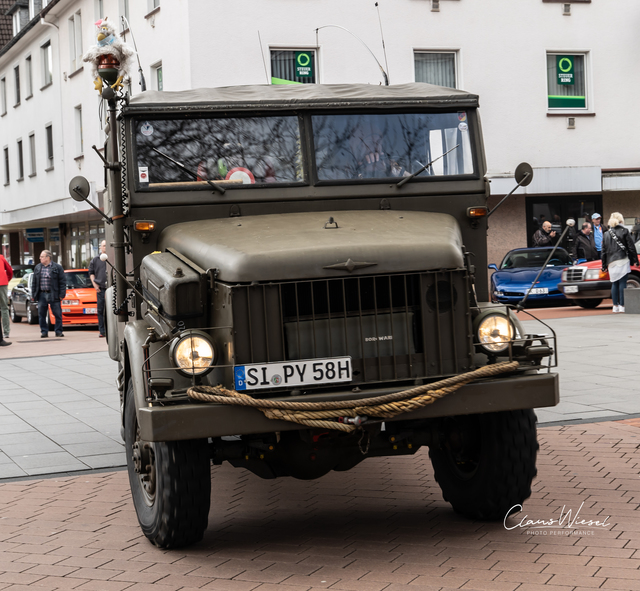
[1,420,640,590]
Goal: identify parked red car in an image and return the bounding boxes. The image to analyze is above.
[558,252,640,308]
[49,269,99,327]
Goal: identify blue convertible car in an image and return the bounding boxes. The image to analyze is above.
[489,247,574,307]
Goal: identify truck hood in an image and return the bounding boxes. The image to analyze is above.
[158,211,464,282]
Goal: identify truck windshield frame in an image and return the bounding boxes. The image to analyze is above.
[132,109,478,192]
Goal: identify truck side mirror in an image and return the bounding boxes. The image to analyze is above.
[69,176,91,202]
[68,176,113,225]
[487,162,534,218]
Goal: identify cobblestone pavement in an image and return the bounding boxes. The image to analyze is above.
[0,420,639,591]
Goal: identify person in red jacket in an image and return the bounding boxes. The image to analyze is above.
[0,254,13,345]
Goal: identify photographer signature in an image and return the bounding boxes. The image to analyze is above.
[504,502,610,530]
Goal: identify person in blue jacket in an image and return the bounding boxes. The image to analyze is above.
[32,250,66,338]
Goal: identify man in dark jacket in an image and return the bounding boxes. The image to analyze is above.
[575,222,598,261]
[532,221,556,247]
[32,250,66,338]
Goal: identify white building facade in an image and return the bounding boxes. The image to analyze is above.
[1,0,638,267]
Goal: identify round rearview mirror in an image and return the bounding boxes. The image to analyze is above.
[69,176,90,202]
[514,162,533,187]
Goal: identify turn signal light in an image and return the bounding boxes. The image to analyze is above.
[467,207,488,218]
[134,220,156,232]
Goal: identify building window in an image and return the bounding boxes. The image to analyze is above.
[42,41,53,86]
[414,52,457,88]
[25,55,32,98]
[152,63,163,90]
[120,0,130,30]
[3,147,9,185]
[29,133,36,176]
[17,140,24,180]
[14,66,20,105]
[270,50,316,85]
[69,12,83,71]
[75,106,84,155]
[0,78,6,115]
[28,0,43,20]
[45,124,53,168]
[12,12,20,36]
[95,0,104,19]
[547,53,587,109]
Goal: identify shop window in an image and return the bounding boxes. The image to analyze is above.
[414,52,457,88]
[270,50,316,85]
[547,53,587,109]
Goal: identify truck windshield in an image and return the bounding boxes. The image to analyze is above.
[134,116,303,188]
[313,112,474,181]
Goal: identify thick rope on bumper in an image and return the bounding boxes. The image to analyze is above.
[187,361,519,433]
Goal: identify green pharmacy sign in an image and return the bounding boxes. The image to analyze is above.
[295,52,313,78]
[556,55,574,85]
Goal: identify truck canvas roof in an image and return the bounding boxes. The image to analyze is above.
[125,82,479,113]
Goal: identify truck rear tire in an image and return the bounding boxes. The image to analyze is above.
[124,381,211,548]
[429,409,538,520]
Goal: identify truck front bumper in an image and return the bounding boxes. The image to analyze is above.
[138,372,559,441]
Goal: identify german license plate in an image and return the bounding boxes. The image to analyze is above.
[234,357,352,391]
[530,287,548,294]
[83,308,97,314]
[564,285,579,294]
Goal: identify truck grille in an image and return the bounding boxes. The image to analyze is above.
[565,267,586,282]
[229,270,473,388]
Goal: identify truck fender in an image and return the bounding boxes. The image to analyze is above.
[104,287,119,361]
[123,319,155,424]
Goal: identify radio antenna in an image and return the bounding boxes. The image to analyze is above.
[121,16,146,92]
[316,24,389,86]
[257,31,270,84]
[375,3,389,84]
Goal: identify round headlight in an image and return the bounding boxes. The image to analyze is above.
[170,331,215,376]
[477,314,513,353]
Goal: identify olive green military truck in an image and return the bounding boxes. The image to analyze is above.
[76,83,558,548]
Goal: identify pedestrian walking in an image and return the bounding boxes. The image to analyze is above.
[532,221,556,247]
[32,250,66,337]
[591,213,608,259]
[0,253,13,339]
[89,240,107,338]
[602,212,639,314]
[575,222,598,261]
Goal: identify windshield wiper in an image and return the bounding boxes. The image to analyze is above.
[396,144,460,188]
[151,147,226,195]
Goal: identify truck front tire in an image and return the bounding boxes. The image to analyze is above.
[124,381,211,548]
[429,409,538,520]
